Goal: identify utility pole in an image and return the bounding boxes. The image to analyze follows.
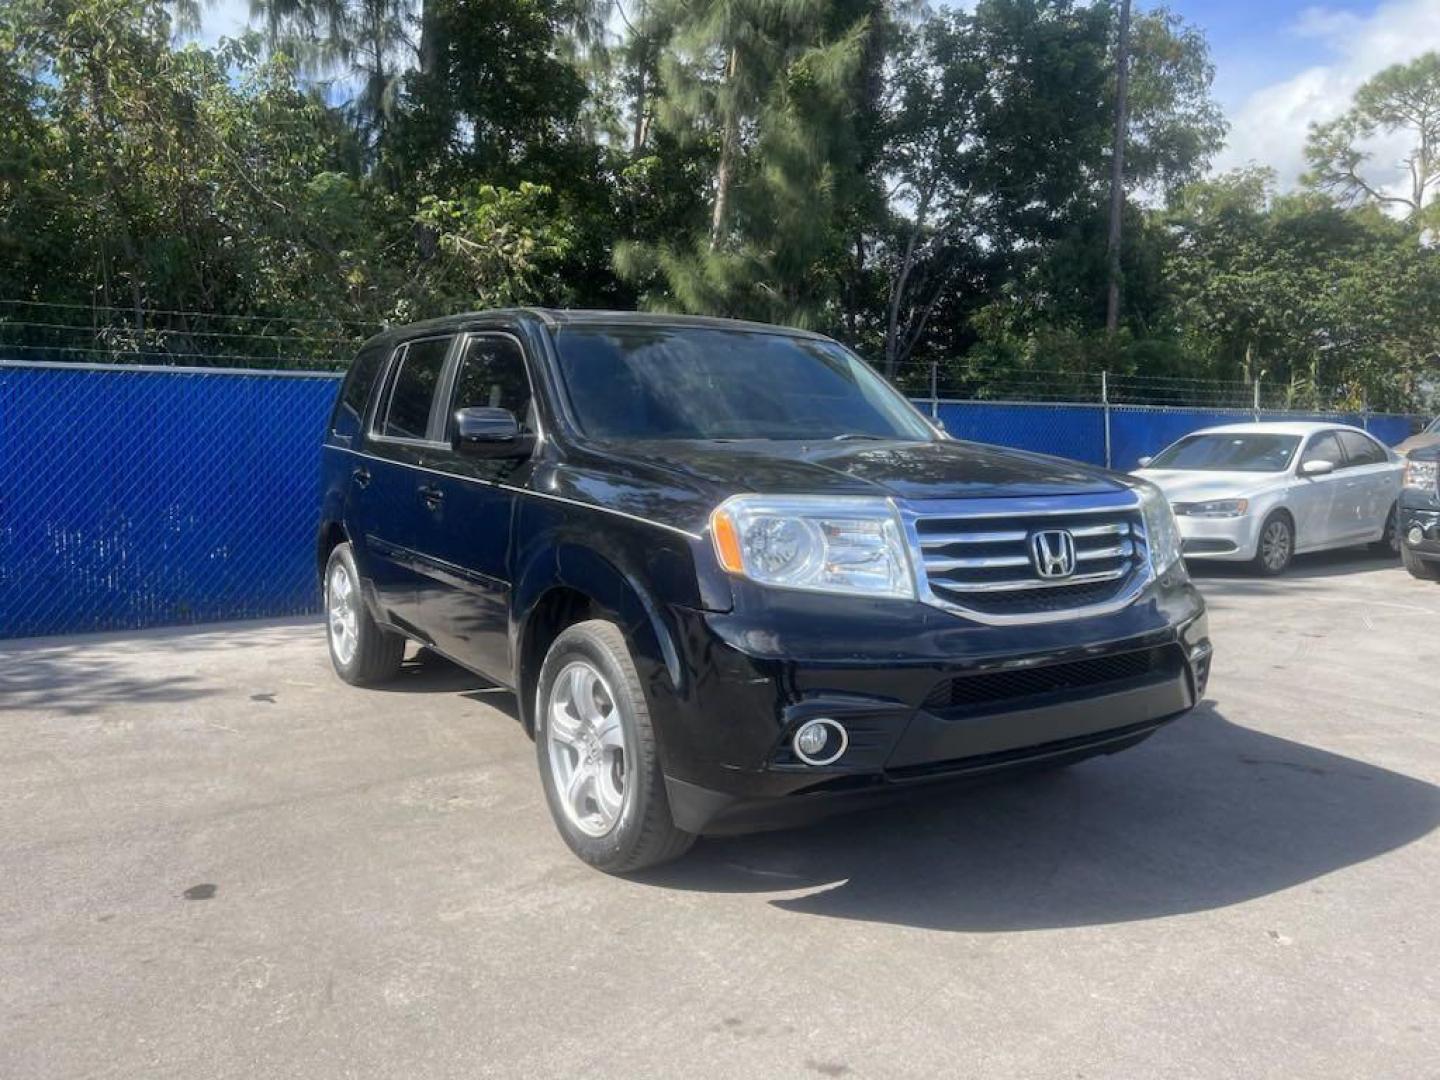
[1105,0,1133,337]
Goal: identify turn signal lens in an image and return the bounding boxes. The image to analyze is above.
[711,508,745,573]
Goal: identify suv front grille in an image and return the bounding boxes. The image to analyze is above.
[909,496,1149,622]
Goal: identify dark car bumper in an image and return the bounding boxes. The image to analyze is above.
[654,577,1210,835]
[1401,505,1440,560]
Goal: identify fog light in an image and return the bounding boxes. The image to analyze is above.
[1408,526,1425,546]
[792,718,848,766]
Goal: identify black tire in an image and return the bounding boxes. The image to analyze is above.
[1371,503,1400,556]
[534,619,695,873]
[1251,512,1294,576]
[1402,544,1440,581]
[324,543,405,685]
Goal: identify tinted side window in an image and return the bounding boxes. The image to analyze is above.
[1301,432,1345,468]
[332,345,388,438]
[377,337,451,441]
[448,336,534,434]
[1337,430,1386,467]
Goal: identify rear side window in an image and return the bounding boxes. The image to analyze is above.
[1301,432,1345,468]
[448,335,534,434]
[332,345,388,438]
[1337,430,1387,467]
[376,337,451,441]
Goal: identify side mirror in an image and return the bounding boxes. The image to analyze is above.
[452,406,534,458]
[1136,456,1153,468]
[1300,459,1334,477]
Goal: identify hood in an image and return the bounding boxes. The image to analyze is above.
[551,437,1131,536]
[619,438,1125,501]
[1396,431,1440,457]
[1132,468,1281,502]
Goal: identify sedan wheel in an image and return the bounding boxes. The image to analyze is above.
[1254,515,1293,576]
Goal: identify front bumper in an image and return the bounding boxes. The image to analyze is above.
[653,576,1210,835]
[1175,512,1261,561]
[1401,505,1440,559]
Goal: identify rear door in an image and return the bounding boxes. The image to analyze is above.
[1292,431,1349,550]
[353,334,457,636]
[410,332,539,681]
[1335,429,1398,541]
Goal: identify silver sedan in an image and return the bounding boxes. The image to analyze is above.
[1132,422,1403,575]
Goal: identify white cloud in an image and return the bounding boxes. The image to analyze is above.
[190,0,251,48]
[1213,0,1440,194]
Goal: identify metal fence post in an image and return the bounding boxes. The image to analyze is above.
[1101,370,1112,469]
[929,361,939,420]
[1253,378,1261,422]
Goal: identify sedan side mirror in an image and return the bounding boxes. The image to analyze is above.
[1300,459,1334,477]
[453,406,535,459]
[1136,456,1153,468]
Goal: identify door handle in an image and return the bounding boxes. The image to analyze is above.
[418,484,445,509]
[351,466,371,488]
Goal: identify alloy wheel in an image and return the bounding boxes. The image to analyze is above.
[327,563,359,665]
[546,661,629,837]
[1261,520,1291,572]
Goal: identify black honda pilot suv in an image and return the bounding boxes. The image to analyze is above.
[319,310,1211,872]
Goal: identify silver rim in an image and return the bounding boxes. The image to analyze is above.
[327,563,359,665]
[546,661,628,837]
[1261,520,1291,571]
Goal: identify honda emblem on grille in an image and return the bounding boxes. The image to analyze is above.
[1029,529,1077,579]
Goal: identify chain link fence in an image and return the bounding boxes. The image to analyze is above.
[0,345,1431,639]
[0,361,341,638]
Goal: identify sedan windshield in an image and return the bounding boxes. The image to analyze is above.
[1148,433,1301,472]
[552,326,935,441]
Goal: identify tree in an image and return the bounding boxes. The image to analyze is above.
[615,0,873,325]
[1305,51,1440,221]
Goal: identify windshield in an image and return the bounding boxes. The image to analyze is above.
[551,326,935,442]
[1427,417,1440,434]
[1148,433,1302,472]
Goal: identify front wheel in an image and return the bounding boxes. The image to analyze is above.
[1252,513,1294,576]
[1402,544,1440,581]
[535,620,694,873]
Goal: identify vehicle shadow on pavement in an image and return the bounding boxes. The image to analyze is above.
[1189,547,1399,582]
[636,702,1440,931]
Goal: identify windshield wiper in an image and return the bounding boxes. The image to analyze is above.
[830,433,887,441]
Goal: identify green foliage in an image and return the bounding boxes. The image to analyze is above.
[1304,51,1440,220]
[0,0,1434,409]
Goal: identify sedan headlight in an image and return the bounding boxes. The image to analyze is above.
[1404,458,1439,492]
[1135,482,1185,577]
[1173,498,1250,518]
[710,495,914,599]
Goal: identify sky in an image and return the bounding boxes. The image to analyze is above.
[196,0,1440,194]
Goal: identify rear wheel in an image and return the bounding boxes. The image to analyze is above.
[1252,513,1294,576]
[1402,544,1440,581]
[325,543,405,685]
[535,620,694,873]
[1371,503,1400,556]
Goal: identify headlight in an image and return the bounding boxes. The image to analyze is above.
[709,495,915,599]
[1135,483,1185,577]
[1404,459,1439,492]
[1173,498,1250,518]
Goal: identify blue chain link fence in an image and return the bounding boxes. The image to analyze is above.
[0,362,341,638]
[0,360,1429,639]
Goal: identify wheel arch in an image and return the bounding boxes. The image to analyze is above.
[512,543,686,736]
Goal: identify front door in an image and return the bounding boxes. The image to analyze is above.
[410,332,539,682]
[1291,431,1349,551]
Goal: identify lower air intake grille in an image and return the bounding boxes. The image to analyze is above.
[922,646,1181,714]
